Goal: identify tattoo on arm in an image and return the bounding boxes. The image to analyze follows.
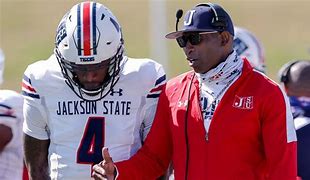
[24,134,50,180]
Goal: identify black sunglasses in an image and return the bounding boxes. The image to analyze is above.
[176,31,218,48]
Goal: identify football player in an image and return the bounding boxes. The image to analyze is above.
[22,2,166,179]
[0,48,25,180]
[233,26,266,73]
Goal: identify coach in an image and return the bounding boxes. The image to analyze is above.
[93,3,297,180]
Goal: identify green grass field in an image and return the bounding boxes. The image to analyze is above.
[1,0,309,91]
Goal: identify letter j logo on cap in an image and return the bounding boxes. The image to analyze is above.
[184,10,196,26]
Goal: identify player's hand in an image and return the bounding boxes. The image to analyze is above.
[92,147,116,180]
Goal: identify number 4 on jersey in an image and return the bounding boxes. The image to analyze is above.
[77,117,105,165]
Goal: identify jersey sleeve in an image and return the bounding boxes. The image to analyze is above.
[261,85,297,179]
[0,91,24,151]
[0,91,23,131]
[22,66,49,140]
[0,104,19,129]
[140,62,166,141]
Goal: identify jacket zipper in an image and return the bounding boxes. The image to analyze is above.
[184,74,195,180]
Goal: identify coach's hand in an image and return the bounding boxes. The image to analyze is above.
[92,147,116,180]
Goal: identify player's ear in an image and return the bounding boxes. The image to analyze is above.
[220,31,231,46]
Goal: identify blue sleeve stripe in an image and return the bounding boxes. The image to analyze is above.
[22,91,40,99]
[155,74,166,86]
[23,74,31,84]
[0,114,17,118]
[0,104,12,110]
[147,94,160,98]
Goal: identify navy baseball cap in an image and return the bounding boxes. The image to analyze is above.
[166,3,234,39]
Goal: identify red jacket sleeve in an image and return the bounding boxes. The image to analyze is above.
[115,87,173,179]
[261,85,297,179]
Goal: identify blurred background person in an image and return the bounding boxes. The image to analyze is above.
[279,60,310,180]
[233,26,266,74]
[0,48,26,180]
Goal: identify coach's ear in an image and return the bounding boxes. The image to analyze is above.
[220,31,231,46]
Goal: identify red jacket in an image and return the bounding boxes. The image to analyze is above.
[116,60,297,180]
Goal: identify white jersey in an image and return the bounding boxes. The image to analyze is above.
[22,55,166,179]
[0,90,24,180]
